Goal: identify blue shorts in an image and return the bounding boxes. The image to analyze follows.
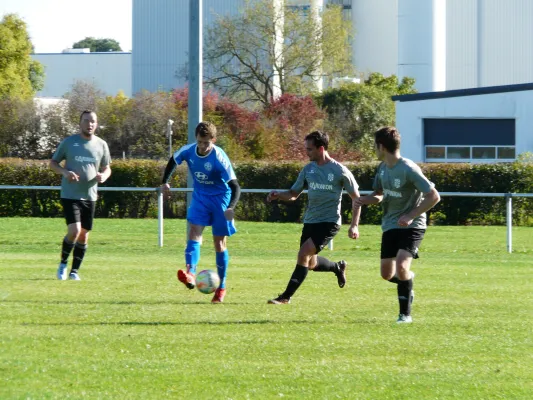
[187,192,237,237]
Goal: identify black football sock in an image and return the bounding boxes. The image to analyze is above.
[397,278,413,316]
[61,237,75,264]
[281,264,308,299]
[71,242,87,273]
[388,276,400,284]
[312,256,338,273]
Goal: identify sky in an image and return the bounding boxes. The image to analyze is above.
[0,0,132,53]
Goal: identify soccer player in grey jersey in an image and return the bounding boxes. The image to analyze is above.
[50,110,111,281]
[354,127,440,323]
[267,131,361,304]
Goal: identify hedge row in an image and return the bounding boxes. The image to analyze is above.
[1,159,532,226]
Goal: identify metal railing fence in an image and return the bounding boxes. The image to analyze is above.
[1,185,532,253]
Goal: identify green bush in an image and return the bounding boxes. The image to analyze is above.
[1,159,532,226]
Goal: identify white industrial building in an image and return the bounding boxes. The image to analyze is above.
[393,0,533,162]
[33,0,533,97]
[32,50,132,98]
[30,0,533,162]
[132,0,533,94]
[394,83,533,163]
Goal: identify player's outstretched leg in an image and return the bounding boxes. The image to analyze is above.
[57,237,75,280]
[178,240,200,289]
[396,272,414,324]
[212,250,229,303]
[268,264,308,304]
[312,256,348,288]
[69,242,87,280]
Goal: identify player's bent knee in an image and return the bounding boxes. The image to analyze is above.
[67,226,81,241]
[381,272,395,280]
[78,231,89,244]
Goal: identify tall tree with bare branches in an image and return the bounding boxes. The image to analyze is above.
[203,1,353,105]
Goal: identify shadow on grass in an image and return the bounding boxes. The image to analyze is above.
[2,299,250,306]
[21,318,381,327]
[1,278,55,281]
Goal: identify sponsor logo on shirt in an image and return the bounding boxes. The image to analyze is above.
[75,156,96,163]
[73,143,80,147]
[194,171,214,184]
[383,189,403,198]
[309,182,333,191]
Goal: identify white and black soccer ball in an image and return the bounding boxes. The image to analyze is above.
[195,269,220,294]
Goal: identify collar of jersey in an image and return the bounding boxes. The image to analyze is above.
[195,145,213,158]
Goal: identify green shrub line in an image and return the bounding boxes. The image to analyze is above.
[1,159,532,225]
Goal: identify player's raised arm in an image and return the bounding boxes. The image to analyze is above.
[397,187,440,227]
[342,166,361,239]
[161,156,178,196]
[267,165,306,203]
[348,188,361,240]
[224,179,241,220]
[96,164,111,183]
[266,189,301,203]
[353,190,384,207]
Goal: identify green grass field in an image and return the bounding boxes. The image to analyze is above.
[1,218,532,399]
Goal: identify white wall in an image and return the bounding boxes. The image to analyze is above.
[446,0,533,90]
[398,0,446,92]
[33,53,132,98]
[396,90,533,161]
[352,0,398,77]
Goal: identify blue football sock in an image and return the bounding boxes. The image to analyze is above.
[216,250,229,289]
[184,240,200,275]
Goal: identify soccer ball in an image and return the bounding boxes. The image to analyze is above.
[195,269,220,294]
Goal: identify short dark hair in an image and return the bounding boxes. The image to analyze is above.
[195,122,217,139]
[79,110,96,122]
[374,126,401,153]
[305,130,329,150]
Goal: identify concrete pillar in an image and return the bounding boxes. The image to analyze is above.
[272,0,284,100]
[310,0,324,92]
[398,0,446,92]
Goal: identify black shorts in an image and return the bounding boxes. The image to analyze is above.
[381,228,426,259]
[300,222,341,254]
[61,199,96,231]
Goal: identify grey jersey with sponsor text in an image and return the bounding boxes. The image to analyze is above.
[52,134,111,201]
[291,159,358,225]
[372,157,434,232]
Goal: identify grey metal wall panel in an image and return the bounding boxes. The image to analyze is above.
[132,0,245,95]
[33,53,132,98]
[132,0,188,94]
[481,0,533,87]
[446,0,533,90]
[446,0,477,90]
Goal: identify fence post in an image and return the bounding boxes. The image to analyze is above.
[505,193,512,254]
[158,188,164,247]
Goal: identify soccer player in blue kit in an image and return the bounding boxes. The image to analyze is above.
[161,122,240,303]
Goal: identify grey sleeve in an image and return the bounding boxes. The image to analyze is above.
[290,168,306,193]
[372,165,383,192]
[101,141,112,168]
[52,140,67,162]
[342,166,358,194]
[407,165,434,193]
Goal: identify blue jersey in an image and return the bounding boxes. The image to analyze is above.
[174,143,237,196]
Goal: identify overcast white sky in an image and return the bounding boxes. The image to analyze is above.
[0,0,132,53]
